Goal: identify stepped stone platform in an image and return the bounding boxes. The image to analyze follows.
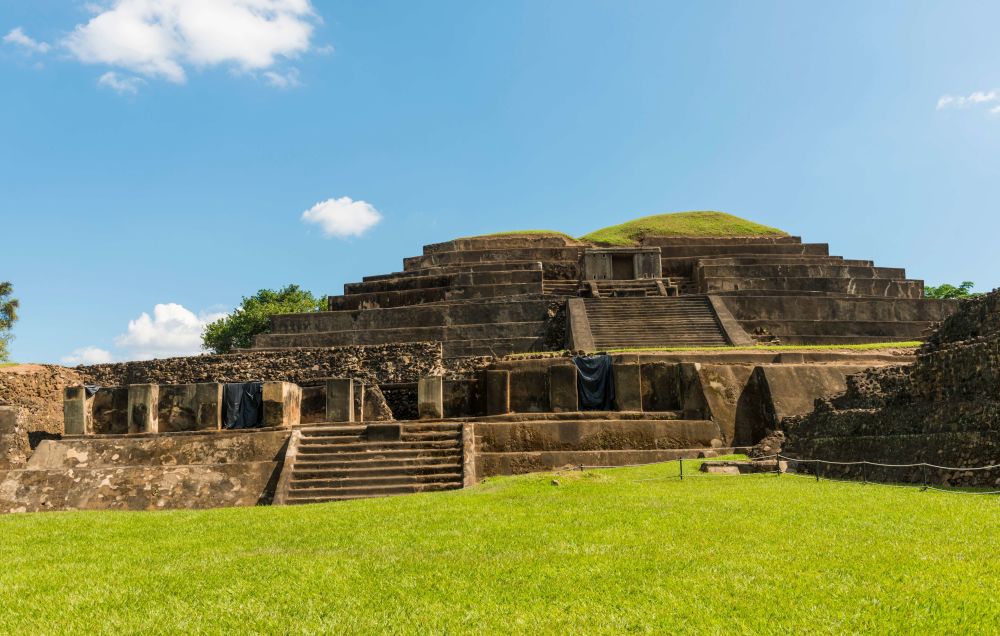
[254,213,956,358]
[276,422,465,505]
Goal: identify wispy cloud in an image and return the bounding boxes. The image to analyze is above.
[61,346,114,366]
[937,90,1000,115]
[263,67,300,89]
[98,71,145,95]
[3,27,50,54]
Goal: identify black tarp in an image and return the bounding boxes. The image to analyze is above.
[573,355,615,411]
[222,382,263,429]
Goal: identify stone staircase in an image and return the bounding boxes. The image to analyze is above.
[584,295,730,349]
[277,423,465,505]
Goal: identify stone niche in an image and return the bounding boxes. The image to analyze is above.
[582,247,662,280]
[91,387,130,435]
[157,383,223,433]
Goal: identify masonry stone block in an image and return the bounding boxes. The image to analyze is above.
[353,380,367,422]
[325,378,355,422]
[63,386,90,435]
[0,406,18,434]
[486,370,511,415]
[613,364,643,412]
[157,383,222,433]
[548,364,579,412]
[262,382,301,428]
[418,376,444,419]
[92,387,130,435]
[128,384,159,434]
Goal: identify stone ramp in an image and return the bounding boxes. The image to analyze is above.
[275,423,465,505]
[584,296,730,349]
[0,429,290,513]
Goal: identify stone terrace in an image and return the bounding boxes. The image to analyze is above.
[255,221,956,357]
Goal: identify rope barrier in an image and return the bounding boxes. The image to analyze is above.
[575,453,1000,496]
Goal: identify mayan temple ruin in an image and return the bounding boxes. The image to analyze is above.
[0,211,976,511]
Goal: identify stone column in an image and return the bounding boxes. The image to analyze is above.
[325,378,355,423]
[263,382,302,428]
[127,384,159,434]
[63,386,90,435]
[418,376,444,420]
[486,370,511,415]
[548,364,579,412]
[194,383,223,430]
[613,363,643,412]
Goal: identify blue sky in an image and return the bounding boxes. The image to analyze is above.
[2,0,999,364]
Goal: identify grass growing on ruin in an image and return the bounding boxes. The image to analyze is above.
[2,461,999,633]
[581,211,788,245]
[462,230,577,241]
[505,341,922,359]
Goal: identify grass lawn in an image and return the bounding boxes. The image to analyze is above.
[2,461,998,633]
[581,211,788,245]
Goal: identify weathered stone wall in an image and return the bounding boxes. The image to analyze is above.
[78,343,444,387]
[0,429,289,513]
[784,289,1000,487]
[0,365,83,441]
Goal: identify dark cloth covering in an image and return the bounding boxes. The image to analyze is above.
[573,355,616,411]
[222,382,263,429]
[83,385,101,397]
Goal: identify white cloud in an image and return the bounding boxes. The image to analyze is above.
[61,346,114,366]
[301,197,383,239]
[98,71,146,95]
[115,303,227,360]
[62,0,318,84]
[262,67,300,88]
[937,90,998,110]
[3,27,51,54]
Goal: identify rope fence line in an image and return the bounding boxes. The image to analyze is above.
[574,453,1000,495]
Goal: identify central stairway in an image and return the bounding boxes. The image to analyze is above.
[584,295,730,349]
[278,423,465,505]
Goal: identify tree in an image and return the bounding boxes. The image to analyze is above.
[924,281,981,300]
[202,284,325,354]
[0,281,19,362]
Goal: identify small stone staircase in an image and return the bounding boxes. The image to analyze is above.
[584,295,730,349]
[277,422,465,505]
[542,280,581,296]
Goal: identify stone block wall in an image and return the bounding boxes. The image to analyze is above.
[77,343,444,388]
[784,289,1000,487]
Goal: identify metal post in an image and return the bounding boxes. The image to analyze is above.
[862,461,867,485]
[815,459,820,482]
[921,463,928,491]
[679,457,683,481]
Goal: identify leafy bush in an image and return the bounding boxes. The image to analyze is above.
[202,284,325,354]
[0,281,18,362]
[925,281,981,300]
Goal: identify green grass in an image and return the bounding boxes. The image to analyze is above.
[581,211,788,245]
[505,341,922,358]
[2,461,999,633]
[460,230,577,240]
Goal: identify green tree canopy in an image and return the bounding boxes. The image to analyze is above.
[202,284,325,354]
[0,281,19,362]
[924,281,981,300]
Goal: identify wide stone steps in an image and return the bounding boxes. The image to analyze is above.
[281,423,464,505]
[584,296,729,349]
[297,448,460,463]
[289,471,463,490]
[285,481,460,504]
